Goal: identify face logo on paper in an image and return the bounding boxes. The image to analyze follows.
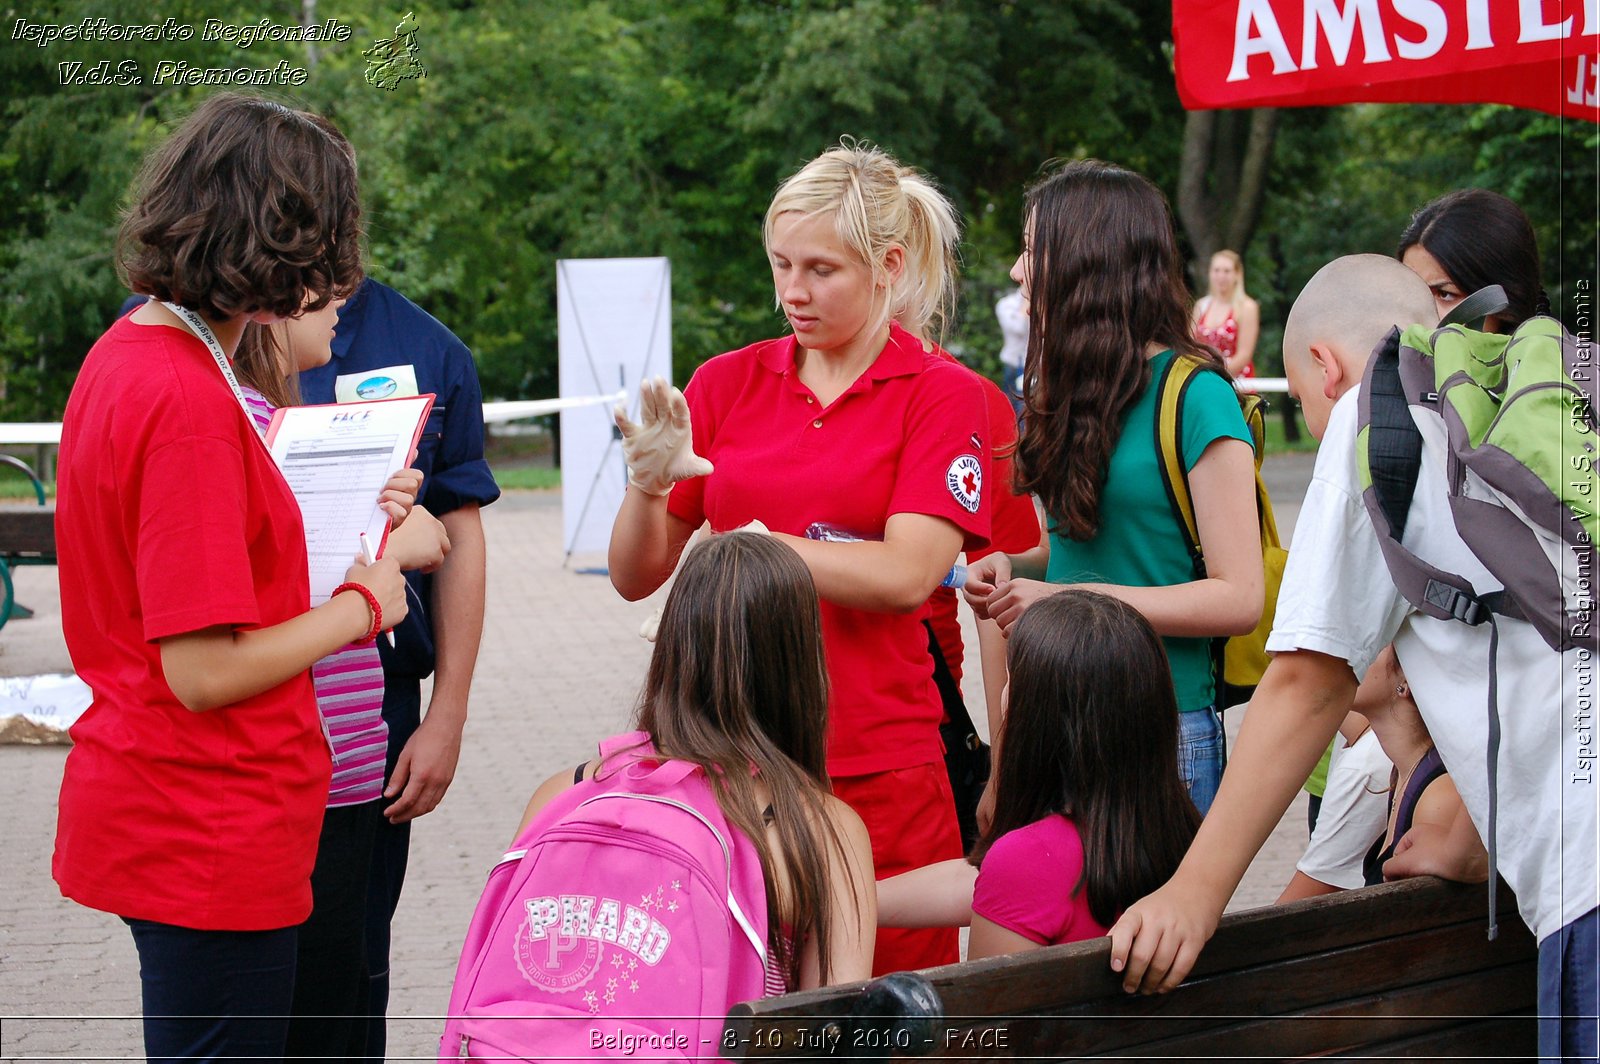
[946,454,982,514]
[355,375,399,400]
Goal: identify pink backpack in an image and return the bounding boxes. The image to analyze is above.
[439,733,770,1062]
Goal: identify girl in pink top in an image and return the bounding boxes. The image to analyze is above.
[878,590,1200,956]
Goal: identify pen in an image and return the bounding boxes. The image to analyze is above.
[359,531,397,648]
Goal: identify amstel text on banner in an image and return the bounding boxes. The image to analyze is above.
[1173,0,1599,122]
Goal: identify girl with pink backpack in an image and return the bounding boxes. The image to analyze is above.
[441,533,876,1061]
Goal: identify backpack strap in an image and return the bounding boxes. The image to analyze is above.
[1153,354,1233,703]
[598,730,653,761]
[1153,354,1205,578]
[594,731,705,788]
[1438,285,1510,329]
[1358,329,1512,629]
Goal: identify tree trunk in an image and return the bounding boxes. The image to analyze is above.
[302,0,319,69]
[1176,107,1279,287]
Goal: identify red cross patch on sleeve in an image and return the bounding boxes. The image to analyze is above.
[946,454,983,514]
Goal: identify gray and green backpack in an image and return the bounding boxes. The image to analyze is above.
[1356,286,1597,937]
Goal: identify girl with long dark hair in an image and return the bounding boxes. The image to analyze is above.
[1398,187,1547,333]
[964,160,1263,814]
[878,590,1200,955]
[517,532,876,991]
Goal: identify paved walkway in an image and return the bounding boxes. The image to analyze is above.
[0,452,1316,1061]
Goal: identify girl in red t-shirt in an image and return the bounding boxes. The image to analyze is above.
[608,144,990,974]
[877,590,1200,957]
[54,93,409,1063]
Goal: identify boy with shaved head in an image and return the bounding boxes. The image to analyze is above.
[1110,256,1598,1059]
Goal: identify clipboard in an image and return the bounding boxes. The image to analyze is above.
[265,394,435,604]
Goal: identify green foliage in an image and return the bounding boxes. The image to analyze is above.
[491,464,562,491]
[1,1,1594,421]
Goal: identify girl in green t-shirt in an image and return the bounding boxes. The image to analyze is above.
[964,160,1263,815]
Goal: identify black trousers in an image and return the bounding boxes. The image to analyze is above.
[124,918,296,1064]
[362,677,420,1061]
[287,798,384,1061]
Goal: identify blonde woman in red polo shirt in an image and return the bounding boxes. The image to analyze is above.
[610,144,991,975]
[53,94,407,1063]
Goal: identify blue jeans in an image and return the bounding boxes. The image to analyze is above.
[124,918,296,1064]
[1539,906,1599,1061]
[1005,364,1026,422]
[1178,706,1226,817]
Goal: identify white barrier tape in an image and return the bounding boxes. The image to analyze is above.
[0,381,1293,445]
[0,390,633,444]
[480,390,627,424]
[1240,377,1290,394]
[0,424,65,445]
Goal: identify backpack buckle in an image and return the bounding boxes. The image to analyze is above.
[1424,579,1484,624]
[1421,391,1440,404]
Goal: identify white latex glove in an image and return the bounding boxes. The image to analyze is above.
[614,377,713,496]
[640,604,663,642]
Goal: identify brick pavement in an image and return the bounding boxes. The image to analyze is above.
[0,453,1314,1060]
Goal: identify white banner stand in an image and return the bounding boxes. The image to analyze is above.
[557,258,672,562]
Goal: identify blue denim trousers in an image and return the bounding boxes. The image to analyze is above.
[1539,906,1599,1061]
[1177,705,1226,817]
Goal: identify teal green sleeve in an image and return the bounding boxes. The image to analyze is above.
[1180,370,1253,471]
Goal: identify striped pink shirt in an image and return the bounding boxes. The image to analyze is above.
[243,387,387,807]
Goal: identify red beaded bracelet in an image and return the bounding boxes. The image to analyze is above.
[333,581,383,645]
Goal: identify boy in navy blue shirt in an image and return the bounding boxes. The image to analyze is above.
[301,278,500,1060]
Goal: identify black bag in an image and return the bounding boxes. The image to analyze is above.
[924,621,991,853]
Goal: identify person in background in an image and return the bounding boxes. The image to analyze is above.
[924,346,1041,850]
[1277,711,1390,901]
[1397,187,1548,333]
[233,311,450,1059]
[1192,250,1260,379]
[995,287,1029,418]
[299,277,500,1060]
[608,143,990,975]
[1277,647,1484,903]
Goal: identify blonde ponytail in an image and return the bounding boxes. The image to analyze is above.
[765,141,960,343]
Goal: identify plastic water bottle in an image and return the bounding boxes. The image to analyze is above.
[805,522,966,589]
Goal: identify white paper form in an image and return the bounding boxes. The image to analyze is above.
[265,395,434,604]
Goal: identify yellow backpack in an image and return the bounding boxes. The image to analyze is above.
[1154,354,1287,706]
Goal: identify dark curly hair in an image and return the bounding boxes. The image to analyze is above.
[118,93,363,321]
[1014,160,1218,541]
[1397,188,1547,331]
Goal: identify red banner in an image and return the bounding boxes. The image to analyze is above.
[1174,0,1599,122]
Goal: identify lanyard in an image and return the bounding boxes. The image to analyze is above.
[160,301,253,420]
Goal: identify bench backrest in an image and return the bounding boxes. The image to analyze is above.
[724,877,1535,1059]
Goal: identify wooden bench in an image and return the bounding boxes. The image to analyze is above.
[723,877,1535,1060]
[0,455,55,631]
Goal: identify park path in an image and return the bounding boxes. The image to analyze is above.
[0,452,1315,1060]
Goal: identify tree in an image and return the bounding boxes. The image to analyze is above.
[1177,108,1280,278]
